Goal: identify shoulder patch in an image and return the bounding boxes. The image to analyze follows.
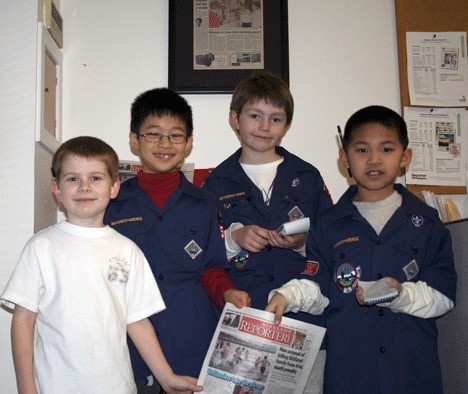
[301,260,320,276]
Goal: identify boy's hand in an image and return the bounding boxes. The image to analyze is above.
[159,374,203,393]
[223,289,251,308]
[265,292,287,325]
[231,225,270,253]
[268,230,307,250]
[355,277,402,305]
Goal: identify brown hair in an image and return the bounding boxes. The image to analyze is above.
[51,136,119,181]
[230,70,294,126]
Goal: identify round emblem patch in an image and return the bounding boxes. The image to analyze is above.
[335,262,359,293]
[410,215,424,227]
[234,250,250,269]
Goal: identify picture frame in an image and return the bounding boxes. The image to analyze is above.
[168,1,289,94]
[36,22,62,153]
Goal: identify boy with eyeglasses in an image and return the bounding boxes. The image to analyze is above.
[104,88,250,392]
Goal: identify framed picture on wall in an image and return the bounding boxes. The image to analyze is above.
[168,0,289,94]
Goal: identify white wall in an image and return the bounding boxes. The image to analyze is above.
[61,0,400,202]
[0,2,39,392]
[0,1,400,392]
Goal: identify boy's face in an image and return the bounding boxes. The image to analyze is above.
[130,115,192,174]
[230,100,289,163]
[52,155,120,227]
[339,122,412,202]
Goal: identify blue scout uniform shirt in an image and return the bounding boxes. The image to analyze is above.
[203,146,332,329]
[301,184,456,394]
[104,173,228,379]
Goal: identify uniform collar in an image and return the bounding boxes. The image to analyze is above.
[116,171,207,201]
[330,184,439,223]
[208,146,314,182]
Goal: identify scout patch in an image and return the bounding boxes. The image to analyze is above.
[234,250,250,269]
[184,240,202,260]
[302,260,320,276]
[288,206,304,220]
[291,177,300,187]
[335,262,360,293]
[410,215,424,227]
[403,259,419,280]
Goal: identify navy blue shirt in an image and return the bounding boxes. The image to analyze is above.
[302,184,457,393]
[203,147,332,330]
[104,173,228,378]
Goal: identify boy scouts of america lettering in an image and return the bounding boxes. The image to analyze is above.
[108,257,130,283]
[110,216,143,226]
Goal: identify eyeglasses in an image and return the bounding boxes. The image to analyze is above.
[138,133,188,144]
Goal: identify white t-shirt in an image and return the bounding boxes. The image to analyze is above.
[1,221,165,394]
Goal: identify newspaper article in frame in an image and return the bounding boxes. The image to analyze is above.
[197,303,326,394]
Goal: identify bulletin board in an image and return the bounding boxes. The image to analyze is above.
[395,0,467,195]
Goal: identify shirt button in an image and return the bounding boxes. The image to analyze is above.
[293,196,298,201]
[378,309,384,317]
[191,228,196,235]
[377,273,383,279]
[412,247,418,254]
[158,274,164,280]
[339,253,345,259]
[267,245,272,252]
[268,275,274,281]
[376,239,381,245]
[380,347,385,353]
[157,216,163,222]
[246,196,252,202]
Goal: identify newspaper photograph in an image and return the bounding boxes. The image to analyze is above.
[197,303,326,394]
[404,107,467,187]
[193,0,264,70]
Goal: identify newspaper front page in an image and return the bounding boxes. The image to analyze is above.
[193,0,264,70]
[197,303,326,394]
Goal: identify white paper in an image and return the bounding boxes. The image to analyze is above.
[197,303,326,394]
[406,32,468,107]
[359,278,399,305]
[404,107,467,187]
[276,217,310,236]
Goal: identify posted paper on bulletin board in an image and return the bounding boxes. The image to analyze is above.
[406,32,467,107]
[404,107,467,187]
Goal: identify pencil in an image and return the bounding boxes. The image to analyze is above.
[337,125,352,177]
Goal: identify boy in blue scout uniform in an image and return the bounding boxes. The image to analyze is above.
[202,71,332,392]
[104,88,250,390]
[266,105,457,393]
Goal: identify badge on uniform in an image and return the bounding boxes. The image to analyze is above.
[288,206,304,220]
[403,259,419,280]
[410,215,424,227]
[302,260,320,276]
[233,250,250,269]
[291,177,300,187]
[184,240,202,260]
[335,262,360,293]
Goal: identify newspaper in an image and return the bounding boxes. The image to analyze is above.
[193,0,264,70]
[197,303,326,394]
[404,107,467,187]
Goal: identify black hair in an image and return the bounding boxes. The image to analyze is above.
[130,88,193,137]
[343,105,408,151]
